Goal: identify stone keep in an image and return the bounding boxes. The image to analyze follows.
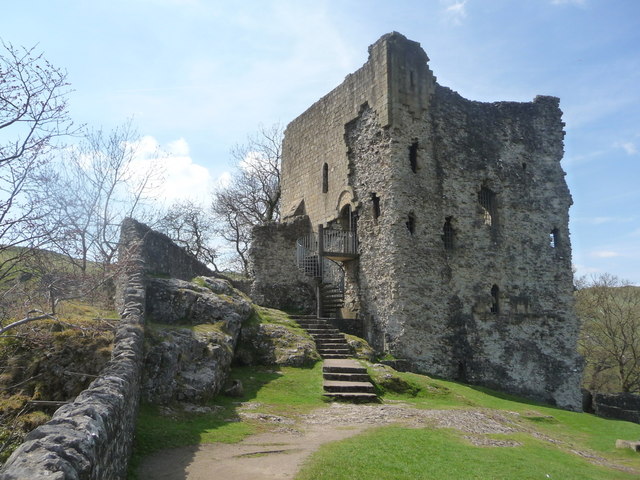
[254,32,583,410]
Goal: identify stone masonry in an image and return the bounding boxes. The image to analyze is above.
[259,32,583,410]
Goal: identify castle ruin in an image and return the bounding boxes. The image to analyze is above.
[250,32,583,410]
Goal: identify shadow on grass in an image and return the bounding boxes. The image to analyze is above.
[128,362,323,480]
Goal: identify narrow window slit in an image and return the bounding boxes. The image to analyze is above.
[371,193,381,220]
[322,163,328,193]
[443,217,454,251]
[491,285,500,314]
[409,142,418,173]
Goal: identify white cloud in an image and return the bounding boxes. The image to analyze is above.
[130,136,212,206]
[614,141,638,155]
[590,250,620,258]
[442,0,468,25]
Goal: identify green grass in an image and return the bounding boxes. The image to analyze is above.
[129,362,325,478]
[296,426,638,480]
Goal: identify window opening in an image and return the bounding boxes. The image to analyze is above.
[322,163,329,193]
[409,141,418,173]
[490,285,500,314]
[371,193,380,220]
[478,186,496,226]
[550,228,559,249]
[443,217,454,251]
[406,213,415,235]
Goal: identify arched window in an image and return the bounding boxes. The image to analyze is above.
[490,285,500,314]
[322,163,329,193]
[478,186,496,227]
[443,217,454,251]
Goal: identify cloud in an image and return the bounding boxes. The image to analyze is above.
[614,141,638,155]
[590,250,620,258]
[442,1,468,25]
[131,136,212,206]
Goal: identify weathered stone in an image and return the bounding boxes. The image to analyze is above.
[257,32,583,411]
[593,393,640,424]
[145,277,252,329]
[234,323,320,367]
[615,440,640,452]
[142,326,236,404]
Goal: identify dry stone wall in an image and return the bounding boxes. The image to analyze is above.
[0,219,147,480]
[0,218,221,479]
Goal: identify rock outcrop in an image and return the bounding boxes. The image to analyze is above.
[142,277,252,404]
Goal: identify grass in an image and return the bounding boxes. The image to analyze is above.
[130,357,640,480]
[296,427,638,480]
[128,362,325,478]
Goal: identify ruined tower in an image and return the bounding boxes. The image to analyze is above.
[251,32,583,410]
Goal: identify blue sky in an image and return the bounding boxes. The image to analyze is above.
[2,0,639,283]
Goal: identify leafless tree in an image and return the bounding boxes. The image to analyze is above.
[0,41,75,283]
[158,199,219,270]
[212,123,283,274]
[42,120,163,272]
[576,273,640,393]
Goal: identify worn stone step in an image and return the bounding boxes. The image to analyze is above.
[323,372,371,382]
[323,380,376,394]
[323,359,367,374]
[322,392,379,402]
[321,353,351,359]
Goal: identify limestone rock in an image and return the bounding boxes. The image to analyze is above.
[142,277,252,404]
[235,323,320,367]
[145,277,252,328]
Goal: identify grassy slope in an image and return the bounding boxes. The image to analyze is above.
[131,360,640,480]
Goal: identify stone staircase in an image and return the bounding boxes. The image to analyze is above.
[292,316,377,402]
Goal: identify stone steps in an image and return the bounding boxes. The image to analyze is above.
[322,359,378,402]
[291,316,378,402]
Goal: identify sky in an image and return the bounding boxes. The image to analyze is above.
[2,0,639,283]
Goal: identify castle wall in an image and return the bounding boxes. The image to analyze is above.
[249,216,316,313]
[277,32,582,410]
[280,33,431,229]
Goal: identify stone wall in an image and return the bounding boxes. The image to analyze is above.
[123,218,214,281]
[591,393,640,424]
[0,218,219,479]
[280,32,432,228]
[0,219,147,480]
[249,216,315,313]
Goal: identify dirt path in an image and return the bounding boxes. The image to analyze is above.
[137,402,638,479]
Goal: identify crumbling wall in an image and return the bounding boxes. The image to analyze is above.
[249,216,315,313]
[280,32,432,228]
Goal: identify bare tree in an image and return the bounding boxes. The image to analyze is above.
[158,200,219,270]
[212,123,283,274]
[576,273,640,393]
[43,120,163,271]
[0,41,75,283]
